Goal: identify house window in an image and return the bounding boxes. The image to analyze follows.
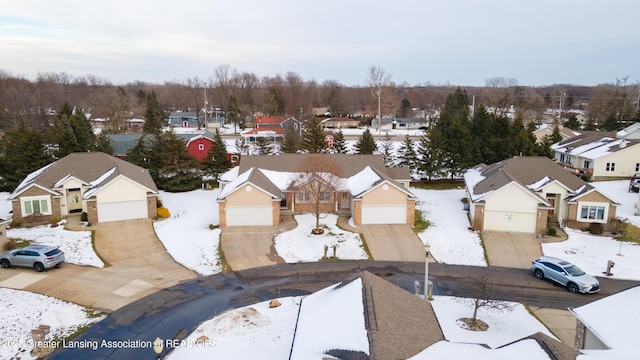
[636,163,639,172]
[231,155,239,162]
[21,196,52,216]
[198,144,204,151]
[605,162,615,171]
[319,192,332,202]
[583,160,590,169]
[560,154,565,162]
[297,192,310,203]
[578,202,608,223]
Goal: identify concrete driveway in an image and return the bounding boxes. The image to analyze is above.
[361,225,425,262]
[220,226,284,271]
[482,231,542,268]
[0,219,197,312]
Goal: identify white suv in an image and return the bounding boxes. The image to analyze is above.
[531,256,599,293]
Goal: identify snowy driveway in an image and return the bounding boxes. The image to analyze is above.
[220,226,283,271]
[361,225,425,261]
[482,231,542,268]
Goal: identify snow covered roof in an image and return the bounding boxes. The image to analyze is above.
[570,285,640,358]
[9,152,158,199]
[551,132,640,160]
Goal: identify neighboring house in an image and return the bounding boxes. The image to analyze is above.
[464,156,619,234]
[127,118,145,132]
[395,117,428,130]
[240,127,285,145]
[216,154,416,227]
[320,117,361,129]
[570,285,639,358]
[370,116,394,131]
[533,124,580,144]
[8,152,159,226]
[184,132,239,165]
[551,132,640,180]
[616,121,640,140]
[169,111,201,128]
[256,115,302,137]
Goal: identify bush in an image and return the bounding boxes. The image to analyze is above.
[80,212,88,222]
[50,217,61,227]
[9,220,21,228]
[547,228,557,236]
[3,240,16,251]
[157,207,170,218]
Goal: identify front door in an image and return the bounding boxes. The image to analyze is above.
[67,189,83,213]
[340,192,350,209]
[546,196,556,216]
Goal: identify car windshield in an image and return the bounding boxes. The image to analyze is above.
[564,265,585,276]
[45,249,61,256]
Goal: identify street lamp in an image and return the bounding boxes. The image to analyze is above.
[424,242,433,300]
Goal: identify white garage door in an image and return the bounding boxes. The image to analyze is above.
[226,206,272,226]
[362,205,407,224]
[98,200,148,223]
[484,211,536,233]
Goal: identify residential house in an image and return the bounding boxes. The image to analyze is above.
[257,115,302,136]
[240,127,285,145]
[551,131,640,180]
[370,116,394,131]
[127,118,145,132]
[616,122,640,140]
[169,111,201,128]
[570,285,639,358]
[533,124,580,144]
[464,156,619,234]
[216,154,416,227]
[8,152,159,226]
[395,117,428,130]
[320,117,361,129]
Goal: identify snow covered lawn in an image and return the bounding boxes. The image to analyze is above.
[7,224,104,268]
[153,190,222,275]
[591,180,640,227]
[413,188,487,266]
[0,288,105,360]
[274,214,369,262]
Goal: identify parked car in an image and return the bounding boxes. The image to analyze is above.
[531,256,599,293]
[629,174,640,193]
[0,245,65,272]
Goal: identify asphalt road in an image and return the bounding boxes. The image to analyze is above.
[47,261,638,359]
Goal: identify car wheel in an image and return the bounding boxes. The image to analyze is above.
[33,263,45,272]
[0,259,10,269]
[567,282,579,293]
[534,269,544,280]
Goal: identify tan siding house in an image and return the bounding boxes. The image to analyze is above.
[217,154,416,227]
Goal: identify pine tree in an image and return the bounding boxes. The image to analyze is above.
[202,129,232,179]
[281,125,300,153]
[266,87,284,116]
[47,113,77,159]
[397,134,418,172]
[0,122,52,191]
[332,129,348,154]
[69,107,96,152]
[301,117,325,153]
[354,128,376,154]
[95,132,115,155]
[550,123,563,143]
[125,135,151,167]
[143,91,165,135]
[148,131,201,191]
[255,137,273,155]
[378,132,396,166]
[227,95,242,133]
[417,128,445,180]
[564,116,580,130]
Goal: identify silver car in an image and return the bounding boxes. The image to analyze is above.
[0,245,65,272]
[531,256,599,293]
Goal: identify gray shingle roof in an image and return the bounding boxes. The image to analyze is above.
[11,152,158,198]
[238,154,388,178]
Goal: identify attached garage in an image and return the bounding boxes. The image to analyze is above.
[97,200,148,223]
[226,206,272,226]
[362,205,407,224]
[483,210,537,233]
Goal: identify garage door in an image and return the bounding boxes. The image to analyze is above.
[98,200,148,223]
[484,210,536,233]
[226,206,272,226]
[362,205,407,224]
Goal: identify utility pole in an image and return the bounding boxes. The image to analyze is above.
[204,86,208,129]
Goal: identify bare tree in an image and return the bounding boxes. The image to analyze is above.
[481,77,518,115]
[367,66,393,132]
[461,270,515,331]
[289,155,345,233]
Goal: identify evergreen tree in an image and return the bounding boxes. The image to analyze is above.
[148,131,201,191]
[124,135,151,167]
[95,132,115,155]
[227,95,242,133]
[470,105,496,164]
[600,113,620,131]
[300,117,325,153]
[397,134,418,172]
[58,101,73,119]
[378,132,396,166]
[255,137,273,155]
[69,107,96,152]
[47,113,77,158]
[417,128,445,180]
[583,118,597,131]
[281,125,300,153]
[509,115,536,157]
[143,91,164,135]
[266,87,284,116]
[0,122,52,191]
[354,128,376,154]
[398,98,412,118]
[202,129,231,179]
[332,129,348,154]
[550,123,563,144]
[564,116,581,130]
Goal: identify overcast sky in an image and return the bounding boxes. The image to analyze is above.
[2,1,639,87]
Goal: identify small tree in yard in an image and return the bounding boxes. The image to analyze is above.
[289,154,344,233]
[460,270,515,331]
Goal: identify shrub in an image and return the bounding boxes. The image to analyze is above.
[9,220,21,228]
[3,240,16,251]
[50,217,61,227]
[547,228,557,236]
[80,212,88,222]
[157,207,171,218]
[208,224,219,230]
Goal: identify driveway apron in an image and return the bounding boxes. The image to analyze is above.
[482,231,542,268]
[361,225,425,261]
[220,226,283,271]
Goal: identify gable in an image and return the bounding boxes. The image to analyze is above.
[361,182,408,204]
[224,183,274,206]
[570,188,617,204]
[93,176,151,203]
[483,182,549,211]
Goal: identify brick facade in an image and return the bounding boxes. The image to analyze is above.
[535,209,548,235]
[10,187,61,227]
[407,200,416,227]
[272,200,280,226]
[566,191,617,230]
[147,196,158,220]
[86,199,98,224]
[472,203,485,231]
[219,202,227,227]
